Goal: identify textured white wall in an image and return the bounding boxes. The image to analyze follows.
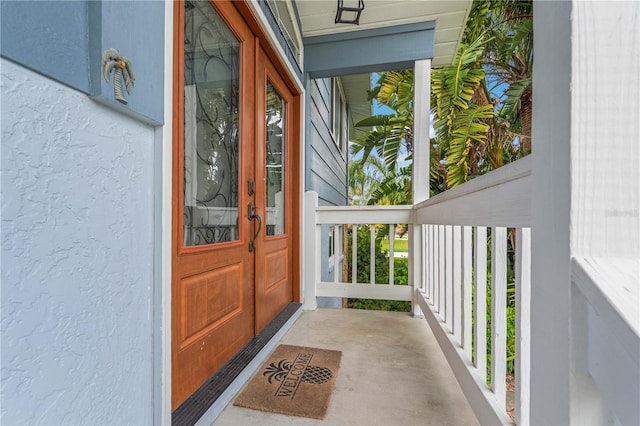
[1,59,156,424]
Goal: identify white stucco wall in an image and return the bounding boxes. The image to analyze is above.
[1,59,156,424]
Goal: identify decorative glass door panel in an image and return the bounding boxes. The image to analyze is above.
[183,0,240,246]
[255,48,294,333]
[265,81,286,236]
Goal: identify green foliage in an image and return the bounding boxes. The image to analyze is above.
[367,166,412,205]
[352,70,414,173]
[346,225,391,284]
[484,274,517,379]
[432,35,489,119]
[473,256,517,384]
[348,156,387,205]
[501,76,531,124]
[348,296,410,312]
[345,226,411,312]
[444,104,495,187]
[431,0,533,189]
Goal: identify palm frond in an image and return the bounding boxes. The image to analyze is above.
[501,77,531,121]
[350,129,386,163]
[355,114,395,128]
[503,18,533,60]
[377,71,413,109]
[367,166,412,205]
[445,105,494,187]
[382,127,404,170]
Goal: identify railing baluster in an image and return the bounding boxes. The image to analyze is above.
[462,226,473,361]
[516,227,531,425]
[334,226,340,283]
[491,226,507,411]
[352,224,357,284]
[389,224,395,285]
[431,226,436,306]
[428,225,433,302]
[421,224,427,293]
[475,226,487,379]
[432,225,437,305]
[316,221,322,298]
[453,226,462,343]
[370,225,376,284]
[445,225,453,332]
[438,225,445,316]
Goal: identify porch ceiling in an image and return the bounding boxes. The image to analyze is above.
[295,0,472,67]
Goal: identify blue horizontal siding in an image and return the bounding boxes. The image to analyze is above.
[305,78,347,207]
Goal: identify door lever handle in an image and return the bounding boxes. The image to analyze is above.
[248,202,262,252]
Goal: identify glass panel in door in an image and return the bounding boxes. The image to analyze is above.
[183,1,240,246]
[265,81,286,236]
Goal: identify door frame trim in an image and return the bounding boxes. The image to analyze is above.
[157,0,174,423]
[242,2,305,94]
[160,0,306,421]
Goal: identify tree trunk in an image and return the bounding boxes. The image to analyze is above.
[519,88,533,153]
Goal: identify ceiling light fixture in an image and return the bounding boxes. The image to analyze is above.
[335,0,365,25]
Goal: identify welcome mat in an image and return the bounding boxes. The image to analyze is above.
[234,344,342,419]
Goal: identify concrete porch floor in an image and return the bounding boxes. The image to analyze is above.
[213,308,479,426]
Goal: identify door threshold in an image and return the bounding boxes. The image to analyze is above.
[172,303,303,426]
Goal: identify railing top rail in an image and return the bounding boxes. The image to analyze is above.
[315,205,414,225]
[415,156,532,211]
[414,156,532,228]
[316,205,414,212]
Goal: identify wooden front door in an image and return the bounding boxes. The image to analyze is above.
[172,0,296,410]
[254,47,295,333]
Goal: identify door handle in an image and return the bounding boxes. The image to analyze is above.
[248,202,262,252]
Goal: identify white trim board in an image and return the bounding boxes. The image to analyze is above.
[157,0,174,423]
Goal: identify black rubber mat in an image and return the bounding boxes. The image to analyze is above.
[172,302,302,426]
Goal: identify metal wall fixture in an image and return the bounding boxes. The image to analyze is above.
[335,0,365,25]
[102,48,136,105]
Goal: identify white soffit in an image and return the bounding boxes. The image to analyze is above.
[296,0,472,67]
[340,73,372,139]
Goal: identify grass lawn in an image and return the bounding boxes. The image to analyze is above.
[380,237,408,253]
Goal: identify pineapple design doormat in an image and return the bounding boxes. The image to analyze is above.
[234,345,342,419]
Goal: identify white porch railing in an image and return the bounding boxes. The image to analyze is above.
[413,156,532,425]
[303,154,639,425]
[304,157,532,424]
[314,204,414,302]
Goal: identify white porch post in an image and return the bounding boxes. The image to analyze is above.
[410,59,431,317]
[530,2,572,423]
[532,2,639,424]
[303,191,319,310]
[412,59,431,207]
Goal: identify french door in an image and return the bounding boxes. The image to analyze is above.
[254,46,294,333]
[172,0,296,410]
